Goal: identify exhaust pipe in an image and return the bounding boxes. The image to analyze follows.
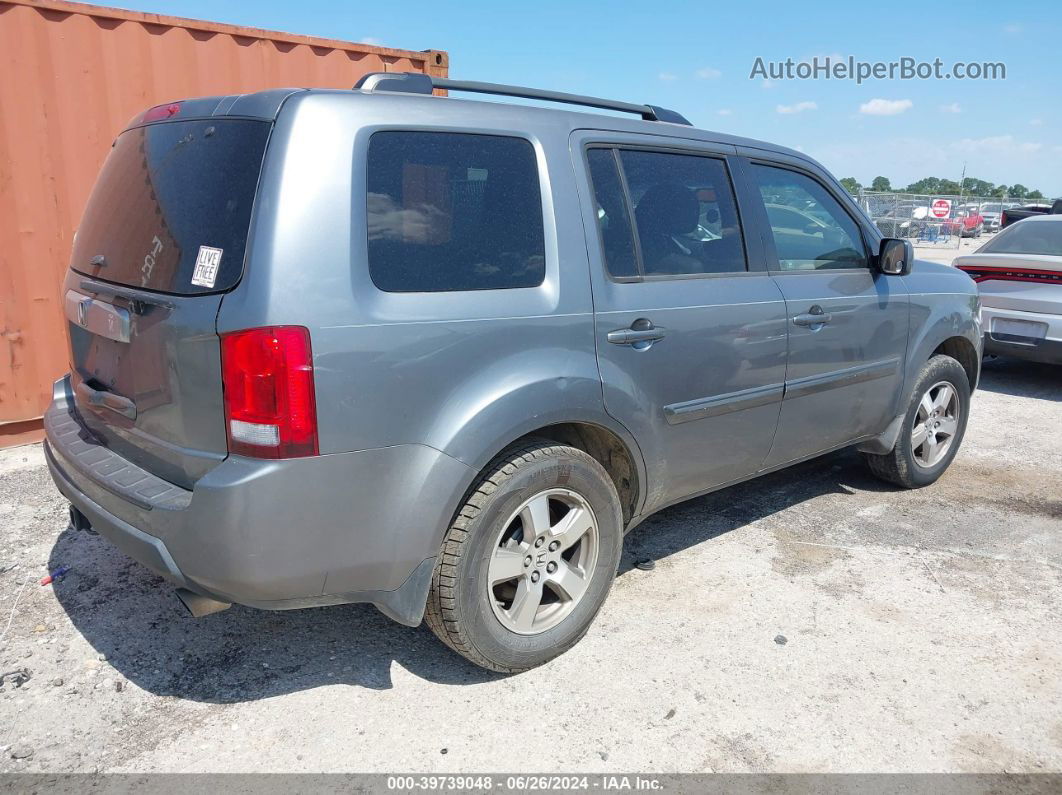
[175,588,231,618]
[69,505,92,532]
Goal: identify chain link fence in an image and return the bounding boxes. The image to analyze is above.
[855,191,1035,250]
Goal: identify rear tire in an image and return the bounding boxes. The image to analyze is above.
[863,355,970,488]
[425,439,623,672]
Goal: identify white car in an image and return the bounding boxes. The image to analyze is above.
[954,215,1062,364]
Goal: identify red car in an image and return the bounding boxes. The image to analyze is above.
[941,207,984,238]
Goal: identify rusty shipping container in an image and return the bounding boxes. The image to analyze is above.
[0,0,448,446]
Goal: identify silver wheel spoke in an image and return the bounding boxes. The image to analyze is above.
[911,424,929,449]
[548,560,589,603]
[933,384,954,413]
[508,579,543,632]
[520,494,552,542]
[550,506,593,552]
[490,548,527,584]
[924,434,940,465]
[919,392,934,419]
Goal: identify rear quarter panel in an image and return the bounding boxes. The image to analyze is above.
[218,90,640,488]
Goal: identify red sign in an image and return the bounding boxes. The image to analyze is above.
[931,199,952,218]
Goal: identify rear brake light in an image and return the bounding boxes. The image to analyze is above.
[142,101,183,122]
[220,326,319,459]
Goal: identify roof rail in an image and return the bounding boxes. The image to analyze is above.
[353,72,692,126]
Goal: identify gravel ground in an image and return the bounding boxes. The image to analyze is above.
[914,235,989,265]
[0,356,1059,774]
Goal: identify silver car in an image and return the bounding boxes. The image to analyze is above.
[45,73,982,671]
[955,215,1062,364]
[980,211,1002,233]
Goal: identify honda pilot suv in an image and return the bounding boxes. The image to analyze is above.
[46,74,982,672]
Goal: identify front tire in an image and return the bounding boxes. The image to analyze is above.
[863,355,971,488]
[424,440,623,672]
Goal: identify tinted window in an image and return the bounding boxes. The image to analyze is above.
[71,119,270,294]
[981,220,1062,256]
[366,132,545,292]
[619,150,746,276]
[586,148,638,279]
[752,165,868,271]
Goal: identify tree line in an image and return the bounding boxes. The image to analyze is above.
[839,175,1051,201]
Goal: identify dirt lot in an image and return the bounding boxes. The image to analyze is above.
[914,235,990,265]
[0,357,1059,774]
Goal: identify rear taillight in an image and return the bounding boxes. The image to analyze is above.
[220,326,319,459]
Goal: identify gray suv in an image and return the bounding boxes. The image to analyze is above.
[45,74,982,671]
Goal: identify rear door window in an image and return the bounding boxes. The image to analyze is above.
[72,119,271,294]
[620,150,746,277]
[366,131,546,292]
[585,148,639,279]
[585,147,747,279]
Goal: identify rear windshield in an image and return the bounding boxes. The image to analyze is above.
[71,118,271,294]
[981,220,1062,256]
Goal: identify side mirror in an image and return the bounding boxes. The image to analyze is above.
[878,237,913,275]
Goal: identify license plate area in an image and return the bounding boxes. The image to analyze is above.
[991,317,1048,343]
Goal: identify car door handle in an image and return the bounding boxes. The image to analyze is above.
[607,324,668,346]
[75,381,137,420]
[793,307,832,327]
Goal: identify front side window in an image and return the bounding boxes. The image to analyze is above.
[366,131,545,292]
[752,165,868,271]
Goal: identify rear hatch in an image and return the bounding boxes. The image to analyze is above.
[65,112,272,488]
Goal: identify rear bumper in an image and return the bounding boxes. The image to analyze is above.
[981,304,1062,364]
[44,376,474,625]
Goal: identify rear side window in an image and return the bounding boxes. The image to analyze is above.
[71,119,271,294]
[366,131,546,292]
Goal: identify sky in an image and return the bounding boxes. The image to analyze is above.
[83,0,1060,196]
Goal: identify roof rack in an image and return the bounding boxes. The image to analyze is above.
[353,72,692,126]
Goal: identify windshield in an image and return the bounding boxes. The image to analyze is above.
[71,118,271,294]
[980,220,1062,256]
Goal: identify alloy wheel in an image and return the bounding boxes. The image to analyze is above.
[487,489,599,635]
[911,380,960,468]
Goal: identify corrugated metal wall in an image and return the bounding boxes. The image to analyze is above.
[0,0,448,446]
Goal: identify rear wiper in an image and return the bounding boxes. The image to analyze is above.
[79,279,174,313]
